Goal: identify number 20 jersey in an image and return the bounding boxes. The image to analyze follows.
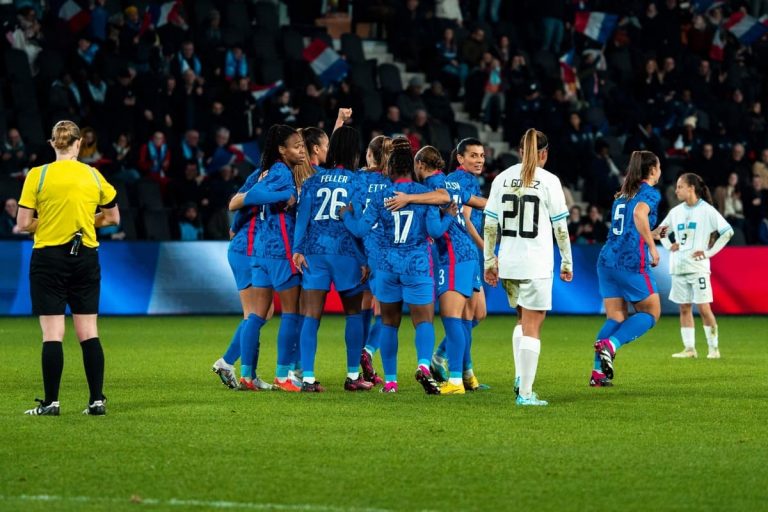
[484,163,569,279]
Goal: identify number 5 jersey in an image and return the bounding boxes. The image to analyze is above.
[484,163,571,279]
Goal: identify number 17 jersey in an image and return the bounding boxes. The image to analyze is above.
[484,163,569,279]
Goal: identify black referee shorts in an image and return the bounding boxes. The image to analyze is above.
[29,245,101,316]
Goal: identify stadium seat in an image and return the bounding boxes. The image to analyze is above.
[118,208,138,240]
[16,111,45,147]
[136,180,164,209]
[360,90,383,123]
[456,121,479,141]
[141,208,173,241]
[348,61,377,92]
[252,1,280,32]
[340,33,366,64]
[250,32,278,60]
[429,121,453,154]
[223,0,251,36]
[378,63,403,95]
[221,26,246,47]
[0,178,21,201]
[36,50,65,84]
[281,30,305,60]
[3,48,32,83]
[254,58,284,84]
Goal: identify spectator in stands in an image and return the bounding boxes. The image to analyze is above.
[1,128,37,178]
[408,109,431,150]
[83,72,109,131]
[381,106,406,137]
[478,0,501,23]
[723,89,749,139]
[715,171,746,237]
[423,81,455,133]
[203,165,238,240]
[297,83,327,129]
[49,72,85,123]
[482,58,504,131]
[178,203,204,241]
[267,90,299,126]
[743,174,767,244]
[176,130,206,177]
[460,28,488,69]
[493,35,512,67]
[106,133,140,183]
[228,77,260,141]
[89,0,109,42]
[172,41,202,79]
[747,101,766,150]
[688,143,720,186]
[199,9,223,50]
[73,37,102,76]
[540,0,565,54]
[206,100,229,139]
[567,205,583,243]
[397,76,427,122]
[579,205,608,244]
[78,127,103,165]
[206,127,231,167]
[726,143,751,187]
[105,67,138,139]
[753,148,768,182]
[587,139,622,211]
[505,53,532,100]
[562,112,594,187]
[139,131,172,185]
[436,27,467,96]
[179,68,208,131]
[0,198,25,239]
[174,160,207,208]
[223,46,249,82]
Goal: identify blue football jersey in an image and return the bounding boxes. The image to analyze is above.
[446,167,483,236]
[251,162,298,259]
[229,168,262,256]
[598,182,661,272]
[347,179,448,276]
[294,166,366,260]
[424,172,477,265]
[357,169,391,262]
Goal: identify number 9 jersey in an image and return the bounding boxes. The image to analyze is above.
[484,163,569,279]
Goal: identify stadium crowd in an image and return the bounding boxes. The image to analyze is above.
[1,0,768,243]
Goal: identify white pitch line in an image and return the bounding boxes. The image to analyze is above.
[0,495,399,512]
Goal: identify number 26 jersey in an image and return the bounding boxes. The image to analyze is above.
[484,163,569,280]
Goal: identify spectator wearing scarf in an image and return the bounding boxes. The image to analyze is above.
[224,47,249,81]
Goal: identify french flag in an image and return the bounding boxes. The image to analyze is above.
[251,80,284,103]
[724,12,768,46]
[144,1,182,29]
[229,142,261,167]
[573,12,618,44]
[58,0,91,33]
[559,50,577,91]
[709,28,725,61]
[302,39,349,86]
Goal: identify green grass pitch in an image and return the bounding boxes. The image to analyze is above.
[1,315,766,512]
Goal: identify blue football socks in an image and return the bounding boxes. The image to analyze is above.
[414,321,435,368]
[365,315,382,356]
[345,313,364,376]
[441,317,465,379]
[380,324,399,382]
[276,313,301,379]
[594,318,621,370]
[462,319,474,371]
[300,316,321,377]
[222,319,244,365]
[609,312,656,351]
[240,313,265,380]
[360,308,373,347]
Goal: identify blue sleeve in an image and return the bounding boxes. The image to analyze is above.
[292,187,311,255]
[231,209,246,232]
[426,206,451,238]
[243,185,292,206]
[343,201,377,238]
[238,169,261,193]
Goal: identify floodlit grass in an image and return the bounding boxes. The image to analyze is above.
[1,315,766,512]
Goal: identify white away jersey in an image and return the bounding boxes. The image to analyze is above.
[484,164,569,279]
[658,199,732,275]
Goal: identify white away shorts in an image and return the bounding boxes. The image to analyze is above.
[501,277,552,311]
[669,273,713,305]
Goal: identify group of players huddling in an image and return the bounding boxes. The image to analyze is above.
[210,108,733,406]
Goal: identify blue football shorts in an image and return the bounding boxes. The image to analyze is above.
[302,254,363,293]
[598,265,658,303]
[227,249,252,291]
[375,271,434,305]
[252,257,300,291]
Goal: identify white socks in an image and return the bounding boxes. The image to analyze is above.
[680,327,695,350]
[704,324,718,348]
[518,336,541,399]
[512,324,523,380]
[347,372,359,380]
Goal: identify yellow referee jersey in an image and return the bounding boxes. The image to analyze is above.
[18,160,117,249]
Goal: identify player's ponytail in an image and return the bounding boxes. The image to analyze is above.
[680,172,713,204]
[414,145,445,172]
[619,150,659,199]
[387,145,414,180]
[519,129,547,188]
[368,135,393,173]
[260,124,298,174]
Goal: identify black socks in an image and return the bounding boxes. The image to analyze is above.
[41,341,64,405]
[80,337,105,403]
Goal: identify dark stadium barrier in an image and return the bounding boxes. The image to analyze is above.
[1,241,766,316]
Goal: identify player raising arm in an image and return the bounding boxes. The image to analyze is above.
[483,129,573,406]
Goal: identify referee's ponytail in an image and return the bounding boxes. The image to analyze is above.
[519,128,548,188]
[679,172,713,204]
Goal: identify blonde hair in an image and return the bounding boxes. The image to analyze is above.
[367,135,393,172]
[414,145,445,171]
[519,128,548,188]
[51,120,81,151]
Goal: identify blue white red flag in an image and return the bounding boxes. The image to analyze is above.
[573,12,618,44]
[58,0,91,33]
[724,12,768,46]
[302,39,349,86]
[250,80,284,103]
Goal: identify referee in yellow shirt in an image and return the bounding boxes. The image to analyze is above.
[16,120,119,416]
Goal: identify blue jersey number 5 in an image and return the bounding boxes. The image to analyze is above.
[612,204,625,236]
